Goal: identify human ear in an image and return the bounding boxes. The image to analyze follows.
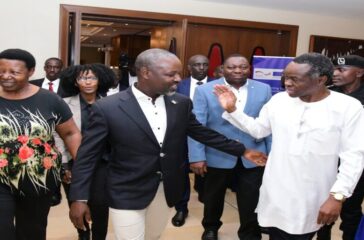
[356,69,364,79]
[140,66,149,79]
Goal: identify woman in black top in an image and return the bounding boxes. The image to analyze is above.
[0,49,82,240]
[58,64,115,240]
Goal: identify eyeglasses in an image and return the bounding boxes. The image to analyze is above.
[77,76,98,82]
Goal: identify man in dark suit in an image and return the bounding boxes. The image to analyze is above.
[69,48,267,240]
[30,57,67,208]
[30,57,68,97]
[172,54,215,227]
[317,55,364,240]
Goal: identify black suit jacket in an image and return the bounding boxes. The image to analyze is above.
[69,88,245,209]
[30,78,68,97]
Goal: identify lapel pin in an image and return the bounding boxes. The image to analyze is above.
[171,100,177,104]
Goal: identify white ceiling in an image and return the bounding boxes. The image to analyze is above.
[198,0,364,18]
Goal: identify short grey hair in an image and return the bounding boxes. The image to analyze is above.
[135,48,178,72]
[293,53,334,82]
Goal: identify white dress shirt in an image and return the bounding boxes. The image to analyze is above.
[190,76,207,99]
[41,77,60,93]
[132,84,167,147]
[223,78,248,112]
[222,91,364,234]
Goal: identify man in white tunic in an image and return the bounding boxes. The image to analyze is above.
[214,53,364,240]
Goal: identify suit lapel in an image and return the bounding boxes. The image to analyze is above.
[244,81,255,114]
[118,89,160,147]
[163,95,178,143]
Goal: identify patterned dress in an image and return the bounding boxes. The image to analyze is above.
[0,89,72,196]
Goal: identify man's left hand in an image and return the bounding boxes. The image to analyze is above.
[317,195,342,225]
[243,149,267,166]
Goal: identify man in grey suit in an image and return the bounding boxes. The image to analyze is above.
[69,48,267,240]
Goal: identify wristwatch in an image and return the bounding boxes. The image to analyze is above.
[330,192,346,202]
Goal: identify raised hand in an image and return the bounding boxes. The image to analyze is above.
[213,84,237,113]
[243,149,268,166]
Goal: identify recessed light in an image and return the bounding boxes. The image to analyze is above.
[124,23,129,26]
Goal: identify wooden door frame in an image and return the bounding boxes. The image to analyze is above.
[59,4,298,66]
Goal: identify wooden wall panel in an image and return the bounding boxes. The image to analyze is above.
[237,29,292,58]
[185,23,293,77]
[186,24,239,61]
[150,21,186,58]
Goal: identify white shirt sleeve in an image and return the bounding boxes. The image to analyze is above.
[330,106,364,197]
[222,103,272,139]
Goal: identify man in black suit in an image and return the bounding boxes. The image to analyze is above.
[172,54,215,227]
[30,57,67,97]
[69,48,266,240]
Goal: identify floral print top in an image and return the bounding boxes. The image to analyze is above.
[0,89,72,196]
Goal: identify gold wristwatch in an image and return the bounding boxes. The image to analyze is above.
[330,192,346,202]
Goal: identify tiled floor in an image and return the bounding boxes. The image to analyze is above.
[47,177,347,240]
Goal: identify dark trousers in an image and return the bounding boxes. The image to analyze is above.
[194,174,205,203]
[268,227,316,240]
[317,172,364,240]
[0,183,52,240]
[63,161,109,240]
[174,163,191,213]
[202,160,263,240]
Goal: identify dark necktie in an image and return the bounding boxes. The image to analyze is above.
[196,81,204,85]
[48,82,54,92]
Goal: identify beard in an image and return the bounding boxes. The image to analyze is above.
[165,90,176,96]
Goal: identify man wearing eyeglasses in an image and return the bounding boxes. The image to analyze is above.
[30,57,68,97]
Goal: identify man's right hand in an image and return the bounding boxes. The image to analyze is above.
[213,84,237,113]
[190,161,207,177]
[69,201,91,230]
[243,149,268,166]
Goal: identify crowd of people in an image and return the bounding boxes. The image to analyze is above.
[0,48,363,240]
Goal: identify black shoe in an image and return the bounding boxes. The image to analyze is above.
[78,230,90,240]
[202,229,218,240]
[171,210,188,227]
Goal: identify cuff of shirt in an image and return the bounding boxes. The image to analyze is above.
[329,183,350,198]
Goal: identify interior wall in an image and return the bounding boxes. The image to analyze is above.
[2,0,364,79]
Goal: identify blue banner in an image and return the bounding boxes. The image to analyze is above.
[252,56,293,95]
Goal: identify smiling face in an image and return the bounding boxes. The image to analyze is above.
[76,70,99,95]
[223,56,250,87]
[0,59,34,93]
[142,56,182,96]
[283,62,320,99]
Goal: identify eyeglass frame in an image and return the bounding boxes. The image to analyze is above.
[77,76,98,82]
